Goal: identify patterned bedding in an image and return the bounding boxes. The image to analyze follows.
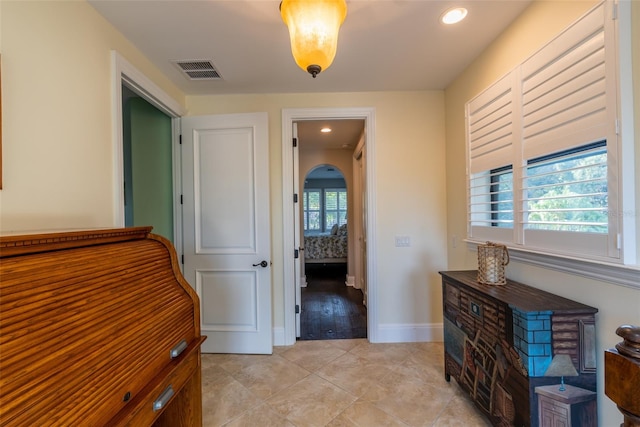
[304,224,347,262]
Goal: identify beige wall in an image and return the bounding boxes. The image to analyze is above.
[1,2,449,336]
[634,0,640,260]
[187,91,448,331]
[444,1,640,425]
[3,0,637,422]
[0,0,184,232]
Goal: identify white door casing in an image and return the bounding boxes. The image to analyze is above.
[182,113,272,354]
[111,51,185,257]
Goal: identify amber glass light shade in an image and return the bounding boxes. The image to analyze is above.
[280,0,347,77]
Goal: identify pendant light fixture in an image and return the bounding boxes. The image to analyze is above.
[280,0,347,78]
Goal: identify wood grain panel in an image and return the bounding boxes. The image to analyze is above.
[0,228,203,427]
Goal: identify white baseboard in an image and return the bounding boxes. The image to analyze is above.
[374,323,443,343]
[346,275,356,287]
[272,327,287,346]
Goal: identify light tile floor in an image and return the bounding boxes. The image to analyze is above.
[201,339,492,427]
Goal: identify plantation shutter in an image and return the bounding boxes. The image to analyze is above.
[520,3,608,160]
[467,73,515,174]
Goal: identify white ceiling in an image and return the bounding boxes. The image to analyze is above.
[296,119,365,151]
[89,0,531,95]
[90,0,531,152]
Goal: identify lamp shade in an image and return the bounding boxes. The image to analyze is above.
[545,354,578,377]
[281,0,347,77]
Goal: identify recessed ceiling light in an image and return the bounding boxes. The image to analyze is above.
[441,7,467,25]
[320,127,332,133]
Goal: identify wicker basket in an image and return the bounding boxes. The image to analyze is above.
[477,242,509,285]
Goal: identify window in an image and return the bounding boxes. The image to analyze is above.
[524,142,607,233]
[324,189,347,229]
[470,166,513,230]
[466,2,634,264]
[303,188,347,232]
[303,190,321,232]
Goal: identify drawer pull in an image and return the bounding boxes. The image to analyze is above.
[170,340,188,359]
[153,385,174,412]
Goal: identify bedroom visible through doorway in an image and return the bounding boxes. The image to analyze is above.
[297,121,367,340]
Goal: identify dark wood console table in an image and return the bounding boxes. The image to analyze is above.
[440,270,598,427]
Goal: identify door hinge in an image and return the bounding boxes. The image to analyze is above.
[293,193,298,203]
[294,249,299,259]
[293,137,297,147]
[180,194,183,204]
[179,134,182,145]
[181,254,184,264]
[615,118,620,135]
[612,2,618,20]
[295,304,300,314]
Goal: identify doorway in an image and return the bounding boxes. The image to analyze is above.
[121,85,174,243]
[282,107,378,345]
[299,164,366,340]
[112,52,184,254]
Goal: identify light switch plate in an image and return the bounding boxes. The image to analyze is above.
[395,236,410,247]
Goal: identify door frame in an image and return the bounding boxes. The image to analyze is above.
[282,107,378,345]
[111,51,185,254]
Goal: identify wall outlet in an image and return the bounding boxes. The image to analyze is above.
[395,235,410,247]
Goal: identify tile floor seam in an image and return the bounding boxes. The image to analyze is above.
[202,340,491,427]
[427,390,457,427]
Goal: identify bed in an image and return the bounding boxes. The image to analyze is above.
[304,223,347,263]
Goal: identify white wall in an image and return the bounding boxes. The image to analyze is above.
[444,1,640,425]
[0,0,184,232]
[187,91,448,338]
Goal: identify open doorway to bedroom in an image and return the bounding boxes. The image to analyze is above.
[296,120,367,340]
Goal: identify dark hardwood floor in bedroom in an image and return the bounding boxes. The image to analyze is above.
[299,263,367,341]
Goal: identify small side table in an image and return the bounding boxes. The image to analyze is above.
[535,384,597,427]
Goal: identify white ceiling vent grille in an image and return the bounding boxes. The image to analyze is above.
[173,60,222,80]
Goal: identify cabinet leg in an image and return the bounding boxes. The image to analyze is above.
[445,372,451,382]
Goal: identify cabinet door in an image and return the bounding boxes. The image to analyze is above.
[539,396,570,427]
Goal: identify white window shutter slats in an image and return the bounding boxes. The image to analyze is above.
[467,74,514,174]
[464,1,629,264]
[521,3,607,159]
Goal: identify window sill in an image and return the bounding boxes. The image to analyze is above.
[466,240,640,290]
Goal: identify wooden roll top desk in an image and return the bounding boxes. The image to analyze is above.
[0,227,205,426]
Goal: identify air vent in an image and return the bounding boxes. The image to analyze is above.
[172,60,222,80]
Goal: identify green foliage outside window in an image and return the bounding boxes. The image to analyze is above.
[525,144,607,233]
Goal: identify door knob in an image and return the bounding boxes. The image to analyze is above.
[253,260,269,268]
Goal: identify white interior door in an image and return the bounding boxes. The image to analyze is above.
[181,113,272,354]
[358,146,368,304]
[292,123,302,337]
